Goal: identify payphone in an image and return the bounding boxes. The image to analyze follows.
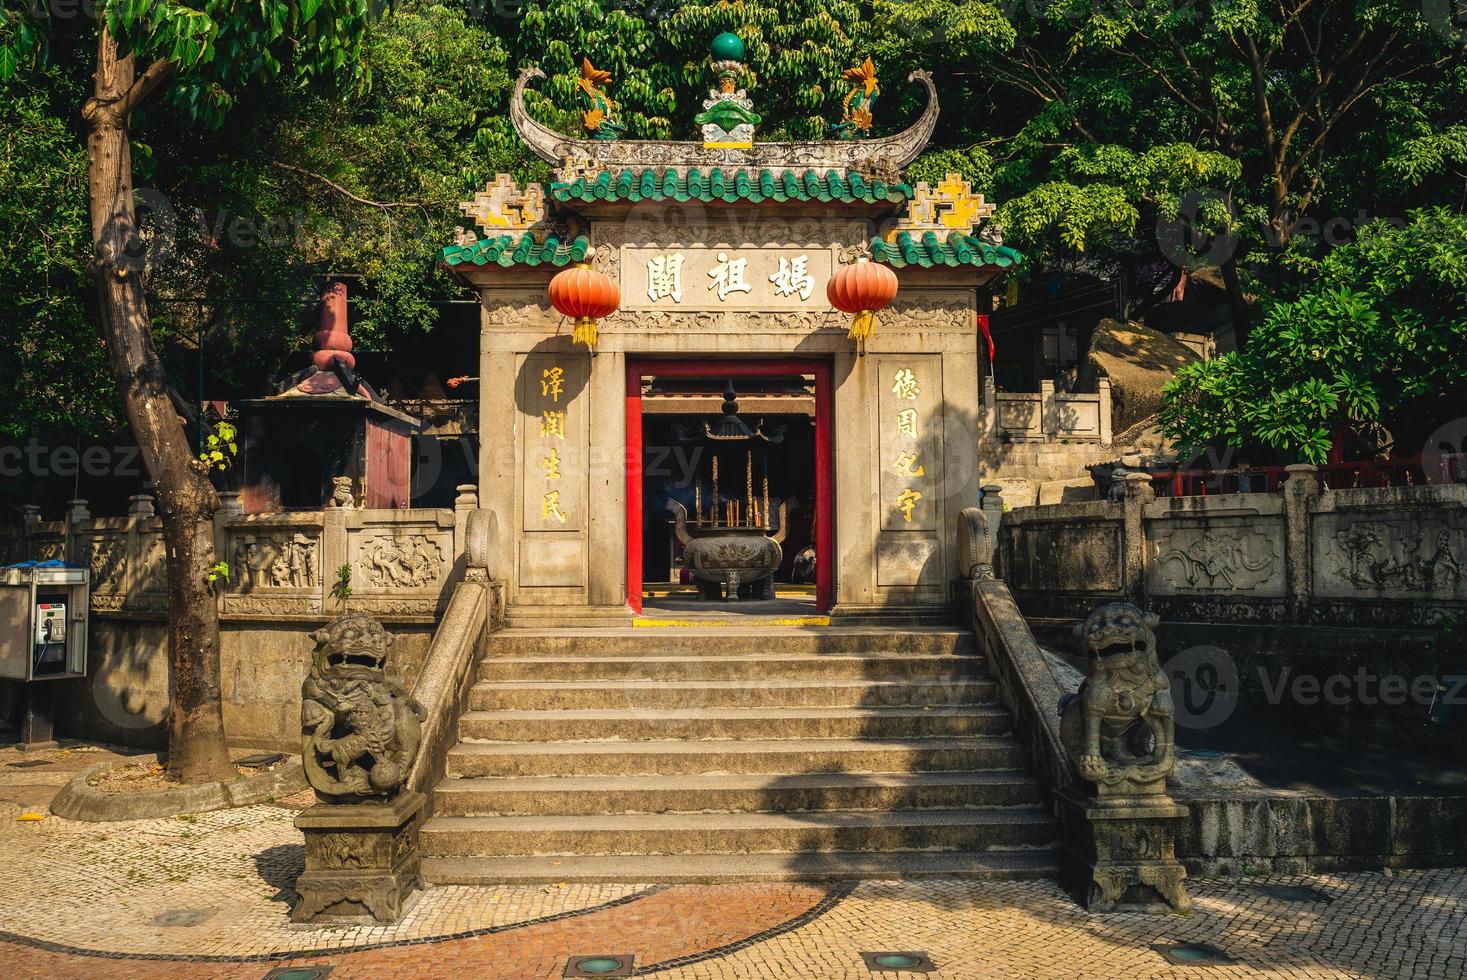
[1,562,88,748]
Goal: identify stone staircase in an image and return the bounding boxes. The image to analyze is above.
[420,626,1059,883]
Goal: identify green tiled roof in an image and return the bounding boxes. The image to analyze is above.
[870,231,1024,269]
[549,168,913,205]
[441,232,590,268]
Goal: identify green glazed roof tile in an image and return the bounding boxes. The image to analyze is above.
[869,231,1024,269]
[548,168,913,205]
[440,232,591,269]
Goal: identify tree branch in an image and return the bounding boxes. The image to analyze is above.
[271,162,431,213]
[116,58,174,116]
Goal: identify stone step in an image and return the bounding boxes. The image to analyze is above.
[457,705,1014,742]
[476,653,987,683]
[485,627,975,659]
[432,771,1043,815]
[466,678,998,711]
[420,850,1061,884]
[445,736,1028,778]
[420,808,1058,857]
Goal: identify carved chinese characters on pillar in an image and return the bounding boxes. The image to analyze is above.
[524,355,585,531]
[878,359,940,531]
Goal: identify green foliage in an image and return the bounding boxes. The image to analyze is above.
[1160,210,1467,463]
[204,560,230,588]
[331,561,352,600]
[199,420,237,470]
[0,67,114,437]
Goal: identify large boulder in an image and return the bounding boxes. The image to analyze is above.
[1078,319,1200,432]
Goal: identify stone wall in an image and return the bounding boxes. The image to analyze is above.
[994,470,1467,760]
[0,489,482,751]
[998,468,1467,629]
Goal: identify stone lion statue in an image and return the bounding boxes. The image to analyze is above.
[301,613,424,801]
[328,476,356,509]
[1059,601,1175,796]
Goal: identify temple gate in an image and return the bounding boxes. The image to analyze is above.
[442,39,1020,624]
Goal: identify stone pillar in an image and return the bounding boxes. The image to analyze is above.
[216,491,243,519]
[1097,378,1113,447]
[980,484,1004,574]
[453,484,478,562]
[127,493,155,519]
[22,505,42,527]
[1120,472,1153,604]
[982,375,999,445]
[1040,379,1057,440]
[1282,463,1319,621]
[65,499,90,524]
[322,505,349,615]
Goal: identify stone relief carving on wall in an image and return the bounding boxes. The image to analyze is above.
[89,536,128,590]
[1330,521,1463,593]
[1151,527,1279,592]
[356,534,446,590]
[230,532,320,591]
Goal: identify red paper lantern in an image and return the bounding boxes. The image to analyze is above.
[548,263,620,351]
[827,256,898,353]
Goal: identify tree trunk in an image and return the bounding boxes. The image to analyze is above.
[85,30,234,784]
[1219,257,1253,351]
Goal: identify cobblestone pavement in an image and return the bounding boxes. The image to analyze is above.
[1,802,1463,979]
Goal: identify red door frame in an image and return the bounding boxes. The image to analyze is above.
[625,358,833,614]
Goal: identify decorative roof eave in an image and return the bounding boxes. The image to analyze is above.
[440,232,591,270]
[869,231,1024,271]
[548,168,913,207]
[511,66,939,182]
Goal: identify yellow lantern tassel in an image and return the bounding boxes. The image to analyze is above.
[573,315,598,351]
[848,309,877,355]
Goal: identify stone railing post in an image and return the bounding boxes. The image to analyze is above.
[980,484,1005,574]
[1097,377,1113,447]
[1040,379,1057,440]
[1121,472,1153,604]
[453,484,479,561]
[211,492,240,602]
[64,499,90,565]
[982,375,999,445]
[1282,463,1319,621]
[322,506,349,615]
[127,493,155,520]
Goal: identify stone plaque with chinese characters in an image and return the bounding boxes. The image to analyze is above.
[521,354,587,532]
[876,355,941,532]
[621,247,835,311]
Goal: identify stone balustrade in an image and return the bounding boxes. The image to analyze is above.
[0,486,484,624]
[983,376,1112,447]
[992,466,1467,629]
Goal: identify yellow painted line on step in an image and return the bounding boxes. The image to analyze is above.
[633,615,832,628]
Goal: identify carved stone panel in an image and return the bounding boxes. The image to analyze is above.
[1146,521,1285,596]
[1315,517,1466,600]
[1004,521,1125,594]
[351,531,449,593]
[229,530,321,592]
[88,534,129,593]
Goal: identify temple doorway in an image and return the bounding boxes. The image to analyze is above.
[625,360,832,616]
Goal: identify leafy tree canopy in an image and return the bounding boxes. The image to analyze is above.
[1159,209,1467,464]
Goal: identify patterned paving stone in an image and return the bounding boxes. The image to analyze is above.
[1,803,1463,978]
